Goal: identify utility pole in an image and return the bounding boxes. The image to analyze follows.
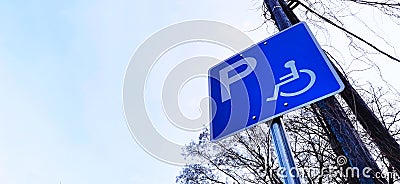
[291,0,400,174]
[335,64,400,174]
[264,0,387,183]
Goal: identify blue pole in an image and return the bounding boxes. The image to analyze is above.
[265,0,291,30]
[270,118,301,184]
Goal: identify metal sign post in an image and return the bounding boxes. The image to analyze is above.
[271,118,301,184]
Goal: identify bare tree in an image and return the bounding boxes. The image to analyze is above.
[177,85,400,183]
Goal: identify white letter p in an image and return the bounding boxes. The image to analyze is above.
[219,57,257,102]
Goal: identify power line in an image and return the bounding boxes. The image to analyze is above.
[294,0,400,63]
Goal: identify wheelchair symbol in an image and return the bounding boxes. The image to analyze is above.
[266,60,316,101]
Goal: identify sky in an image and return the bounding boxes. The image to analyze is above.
[0,0,399,184]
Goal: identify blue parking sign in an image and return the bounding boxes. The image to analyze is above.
[209,22,344,141]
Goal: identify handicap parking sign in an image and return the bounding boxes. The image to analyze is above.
[209,22,344,141]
